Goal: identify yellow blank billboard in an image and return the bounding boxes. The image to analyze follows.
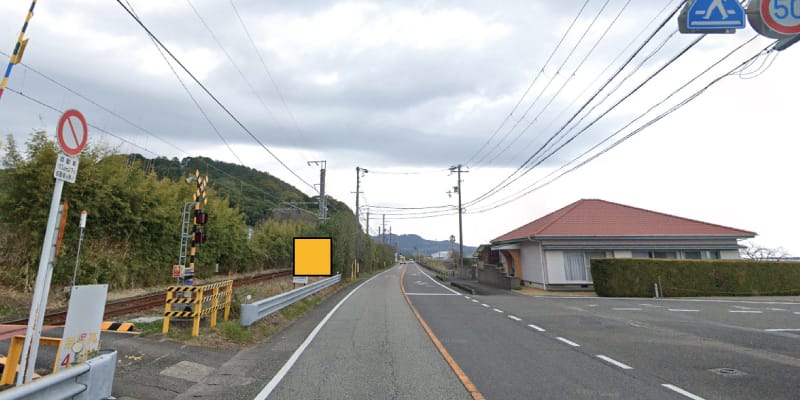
[293,237,332,276]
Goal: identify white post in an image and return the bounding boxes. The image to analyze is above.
[17,180,65,385]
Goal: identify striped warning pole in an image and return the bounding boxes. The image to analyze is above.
[0,0,38,102]
[185,170,207,287]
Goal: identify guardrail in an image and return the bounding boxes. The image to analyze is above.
[0,350,116,400]
[240,274,341,327]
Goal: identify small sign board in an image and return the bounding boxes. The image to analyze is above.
[54,154,80,183]
[292,276,309,285]
[57,284,107,371]
[172,265,182,278]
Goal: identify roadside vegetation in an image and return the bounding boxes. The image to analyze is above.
[0,132,394,299]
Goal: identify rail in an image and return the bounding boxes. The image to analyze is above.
[240,274,341,327]
[0,350,116,400]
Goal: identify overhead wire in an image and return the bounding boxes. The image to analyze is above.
[462,0,592,167]
[123,0,245,166]
[114,0,318,194]
[464,0,687,208]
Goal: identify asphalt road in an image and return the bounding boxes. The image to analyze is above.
[262,264,471,400]
[404,262,800,400]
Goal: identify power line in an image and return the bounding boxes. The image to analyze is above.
[465,1,686,208]
[114,0,318,194]
[463,0,591,167]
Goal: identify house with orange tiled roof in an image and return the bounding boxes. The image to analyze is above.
[489,199,756,290]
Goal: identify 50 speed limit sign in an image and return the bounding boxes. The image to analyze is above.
[761,0,800,34]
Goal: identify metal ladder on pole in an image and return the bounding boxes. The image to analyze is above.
[177,201,198,282]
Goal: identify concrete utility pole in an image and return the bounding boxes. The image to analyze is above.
[355,167,367,275]
[366,210,370,240]
[382,214,386,244]
[449,165,468,269]
[308,161,327,220]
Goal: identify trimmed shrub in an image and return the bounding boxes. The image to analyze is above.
[591,258,800,297]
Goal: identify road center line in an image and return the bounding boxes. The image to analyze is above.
[508,315,521,321]
[471,299,479,303]
[729,310,762,313]
[493,308,504,313]
[613,308,642,311]
[255,268,392,400]
[668,309,700,312]
[596,355,633,370]
[556,337,580,347]
[481,303,490,308]
[661,384,706,400]
[764,328,800,332]
[527,324,546,332]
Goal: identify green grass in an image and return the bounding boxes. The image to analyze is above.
[280,295,322,320]
[219,321,253,343]
[135,321,163,337]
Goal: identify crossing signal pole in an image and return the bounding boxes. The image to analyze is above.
[179,170,208,286]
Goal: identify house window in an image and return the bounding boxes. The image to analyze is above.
[632,251,649,258]
[650,251,677,259]
[684,251,702,260]
[564,251,606,281]
[703,250,720,259]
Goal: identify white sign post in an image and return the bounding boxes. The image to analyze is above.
[57,284,107,370]
[16,109,88,385]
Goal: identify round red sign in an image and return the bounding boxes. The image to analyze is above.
[761,0,800,35]
[57,109,88,156]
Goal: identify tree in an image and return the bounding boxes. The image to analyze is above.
[740,241,791,261]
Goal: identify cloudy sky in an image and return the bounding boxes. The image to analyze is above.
[0,0,797,255]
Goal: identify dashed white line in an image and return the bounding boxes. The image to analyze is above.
[493,308,504,313]
[764,328,800,332]
[405,293,459,296]
[527,324,546,332]
[613,308,642,311]
[729,310,762,313]
[556,337,580,347]
[471,299,479,303]
[668,309,700,312]
[508,315,521,321]
[464,296,471,300]
[481,303,490,308]
[639,304,661,308]
[661,384,706,400]
[596,355,633,370]
[733,305,755,310]
[768,308,787,311]
[586,304,598,307]
[795,312,800,315]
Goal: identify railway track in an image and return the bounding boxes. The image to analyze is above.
[2,269,292,326]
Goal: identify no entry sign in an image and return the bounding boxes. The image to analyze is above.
[57,109,88,156]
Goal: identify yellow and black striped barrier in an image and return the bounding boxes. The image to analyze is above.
[161,279,233,337]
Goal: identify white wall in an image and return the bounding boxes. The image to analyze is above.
[521,242,544,284]
[613,250,632,258]
[721,250,740,259]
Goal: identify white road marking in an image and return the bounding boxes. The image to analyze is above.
[639,304,661,308]
[414,264,461,295]
[405,293,459,296]
[481,303,490,308]
[661,384,706,400]
[596,355,633,370]
[729,310,762,313]
[508,315,521,321]
[668,309,700,312]
[795,312,800,315]
[527,324,546,332]
[764,328,800,332]
[768,308,787,311]
[493,308,504,313]
[556,337,580,347]
[612,308,642,311]
[586,304,598,307]
[471,299,479,303]
[255,269,391,400]
[464,296,471,299]
[733,305,755,310]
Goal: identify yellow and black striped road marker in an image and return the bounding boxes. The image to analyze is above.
[101,321,135,333]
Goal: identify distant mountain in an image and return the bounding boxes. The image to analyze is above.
[371,233,477,258]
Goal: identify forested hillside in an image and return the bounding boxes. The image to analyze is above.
[0,132,393,291]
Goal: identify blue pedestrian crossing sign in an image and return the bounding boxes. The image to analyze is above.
[686,0,746,30]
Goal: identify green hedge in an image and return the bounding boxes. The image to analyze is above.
[590,258,800,297]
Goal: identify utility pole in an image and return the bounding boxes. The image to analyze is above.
[308,161,327,220]
[449,164,467,270]
[382,214,386,244]
[355,167,367,277]
[366,210,370,240]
